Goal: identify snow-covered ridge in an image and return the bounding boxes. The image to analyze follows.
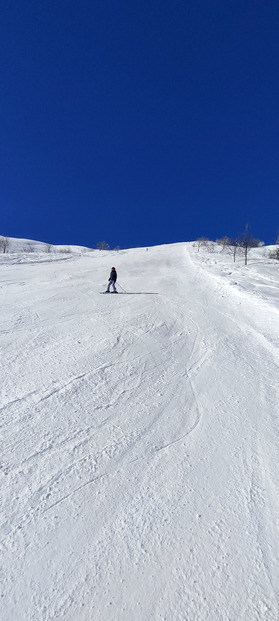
[1,238,279,620]
[0,235,94,254]
[0,236,97,266]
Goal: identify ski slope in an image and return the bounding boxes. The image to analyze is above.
[1,240,279,620]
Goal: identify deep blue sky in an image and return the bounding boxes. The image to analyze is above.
[1,0,279,249]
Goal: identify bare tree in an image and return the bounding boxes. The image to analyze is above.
[269,233,279,260]
[114,245,120,252]
[0,236,9,253]
[229,240,240,263]
[97,241,110,250]
[218,238,240,263]
[58,247,72,254]
[207,242,215,253]
[196,237,209,251]
[216,236,232,250]
[269,247,279,260]
[237,225,262,265]
[23,245,35,253]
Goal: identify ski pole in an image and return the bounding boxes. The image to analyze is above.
[117,282,127,293]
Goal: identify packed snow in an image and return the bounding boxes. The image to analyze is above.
[1,239,279,620]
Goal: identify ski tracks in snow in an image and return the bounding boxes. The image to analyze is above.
[1,245,279,620]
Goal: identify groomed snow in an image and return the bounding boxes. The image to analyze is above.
[1,240,279,620]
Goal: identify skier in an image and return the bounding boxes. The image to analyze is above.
[106,267,118,293]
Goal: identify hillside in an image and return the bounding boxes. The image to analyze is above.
[1,240,279,620]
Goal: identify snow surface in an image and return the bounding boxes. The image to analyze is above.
[1,240,279,620]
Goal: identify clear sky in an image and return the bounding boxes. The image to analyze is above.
[1,0,279,249]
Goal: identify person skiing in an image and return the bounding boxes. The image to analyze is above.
[106,267,118,293]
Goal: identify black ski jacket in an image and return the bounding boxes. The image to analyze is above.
[109,269,117,282]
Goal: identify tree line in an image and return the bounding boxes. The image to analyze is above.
[195,226,279,264]
[1,231,279,263]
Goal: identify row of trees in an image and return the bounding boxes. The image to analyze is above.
[97,241,120,251]
[195,226,279,265]
[1,232,279,262]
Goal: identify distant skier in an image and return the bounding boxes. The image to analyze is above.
[106,267,118,293]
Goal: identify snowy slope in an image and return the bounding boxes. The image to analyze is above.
[1,236,91,255]
[1,241,279,620]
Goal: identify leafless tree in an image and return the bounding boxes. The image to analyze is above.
[229,240,240,263]
[269,233,279,260]
[97,241,110,250]
[207,242,215,253]
[216,236,232,250]
[0,236,9,253]
[269,247,279,260]
[23,245,35,253]
[237,225,262,265]
[196,237,209,251]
